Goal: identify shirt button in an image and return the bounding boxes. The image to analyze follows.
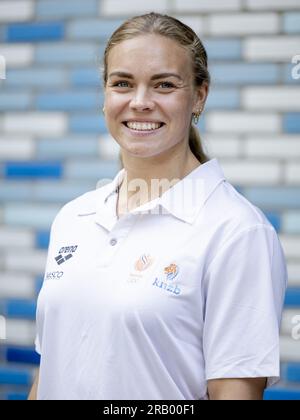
[110,238,118,246]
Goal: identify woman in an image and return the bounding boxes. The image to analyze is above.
[29,13,287,400]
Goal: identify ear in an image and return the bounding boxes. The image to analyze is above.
[192,81,209,114]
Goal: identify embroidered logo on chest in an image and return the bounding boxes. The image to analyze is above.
[55,245,78,265]
[152,263,181,295]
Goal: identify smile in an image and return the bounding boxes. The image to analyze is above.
[123,121,164,131]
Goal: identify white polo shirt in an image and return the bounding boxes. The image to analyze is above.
[35,158,288,400]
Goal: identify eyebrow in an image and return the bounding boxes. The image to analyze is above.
[108,71,183,81]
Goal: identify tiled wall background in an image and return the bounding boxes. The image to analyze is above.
[0,0,300,400]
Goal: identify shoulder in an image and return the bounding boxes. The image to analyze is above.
[50,183,111,229]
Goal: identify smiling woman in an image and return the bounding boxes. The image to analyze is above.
[29,13,288,401]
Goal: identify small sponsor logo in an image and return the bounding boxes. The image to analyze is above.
[46,271,64,280]
[55,245,78,265]
[152,263,181,295]
[128,254,154,283]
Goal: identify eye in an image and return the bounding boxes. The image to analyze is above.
[157,81,176,89]
[111,81,130,88]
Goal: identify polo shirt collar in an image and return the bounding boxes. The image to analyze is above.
[79,158,226,228]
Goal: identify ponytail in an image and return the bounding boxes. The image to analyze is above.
[189,125,209,164]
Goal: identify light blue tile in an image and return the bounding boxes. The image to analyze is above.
[65,160,120,180]
[0,92,32,110]
[70,67,102,87]
[210,63,280,85]
[205,88,240,109]
[283,64,300,85]
[244,188,300,210]
[283,13,300,34]
[283,212,300,234]
[283,113,300,133]
[36,0,98,18]
[68,19,124,40]
[5,69,66,88]
[34,182,96,202]
[4,204,60,229]
[6,22,64,42]
[203,38,242,60]
[69,114,107,133]
[37,137,99,158]
[35,43,104,64]
[36,90,103,111]
[0,182,32,201]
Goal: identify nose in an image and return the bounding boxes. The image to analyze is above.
[129,86,154,112]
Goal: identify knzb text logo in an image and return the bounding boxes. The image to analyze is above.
[55,245,78,265]
[152,263,181,295]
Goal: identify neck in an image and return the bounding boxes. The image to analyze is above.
[117,144,201,215]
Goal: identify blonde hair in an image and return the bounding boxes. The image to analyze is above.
[103,12,210,164]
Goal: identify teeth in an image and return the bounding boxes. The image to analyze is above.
[127,122,162,131]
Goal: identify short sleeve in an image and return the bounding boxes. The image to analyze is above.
[202,225,288,387]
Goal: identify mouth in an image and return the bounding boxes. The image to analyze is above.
[122,121,165,132]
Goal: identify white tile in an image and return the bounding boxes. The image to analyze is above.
[3,112,67,136]
[204,134,241,158]
[0,227,34,248]
[285,162,300,185]
[0,1,34,22]
[245,136,300,159]
[0,273,35,299]
[174,0,241,12]
[206,112,280,133]
[288,263,300,287]
[220,160,281,186]
[172,16,205,35]
[280,235,300,260]
[101,0,168,15]
[4,250,47,274]
[244,37,300,62]
[99,134,120,160]
[208,13,279,36]
[0,44,34,67]
[243,87,300,111]
[280,336,300,362]
[0,137,35,160]
[246,0,300,10]
[6,319,36,346]
[281,309,300,337]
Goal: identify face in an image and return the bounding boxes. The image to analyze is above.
[104,34,206,159]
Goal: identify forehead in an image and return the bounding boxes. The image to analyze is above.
[107,34,192,77]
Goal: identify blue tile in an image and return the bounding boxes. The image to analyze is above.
[283,113,300,133]
[4,299,36,320]
[203,38,242,60]
[7,392,28,400]
[206,88,240,109]
[6,347,40,366]
[0,367,32,386]
[264,388,300,400]
[6,69,66,88]
[6,22,64,42]
[0,92,32,110]
[35,276,44,295]
[286,364,300,383]
[69,114,107,133]
[70,68,102,87]
[36,90,103,111]
[265,212,281,232]
[210,63,280,85]
[36,0,98,18]
[4,162,63,179]
[36,231,50,249]
[284,288,300,307]
[283,13,300,34]
[37,137,99,158]
[68,19,124,40]
[243,188,300,210]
